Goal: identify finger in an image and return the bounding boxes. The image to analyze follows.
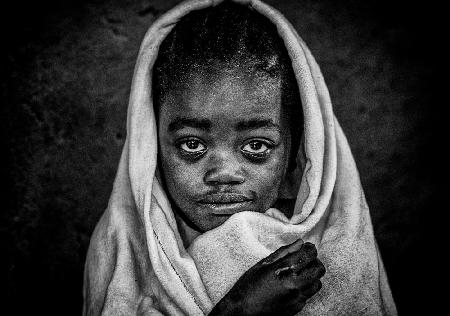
[261,238,304,265]
[294,259,326,288]
[281,259,325,290]
[302,280,322,298]
[275,242,318,276]
[289,242,318,273]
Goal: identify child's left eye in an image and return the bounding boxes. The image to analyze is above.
[241,140,273,155]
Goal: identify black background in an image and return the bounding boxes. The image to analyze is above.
[1,0,443,315]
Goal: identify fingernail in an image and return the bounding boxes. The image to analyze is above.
[290,238,304,251]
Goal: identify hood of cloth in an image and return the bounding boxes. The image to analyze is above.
[83,1,397,315]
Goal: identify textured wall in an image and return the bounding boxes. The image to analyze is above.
[1,0,439,315]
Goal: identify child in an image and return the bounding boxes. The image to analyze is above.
[83,1,397,315]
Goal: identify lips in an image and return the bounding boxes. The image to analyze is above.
[198,193,251,204]
[197,193,253,215]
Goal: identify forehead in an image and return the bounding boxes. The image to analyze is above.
[159,69,285,124]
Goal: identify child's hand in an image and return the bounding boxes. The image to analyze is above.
[209,239,325,316]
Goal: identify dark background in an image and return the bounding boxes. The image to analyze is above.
[1,0,443,315]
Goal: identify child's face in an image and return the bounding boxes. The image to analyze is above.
[158,69,291,232]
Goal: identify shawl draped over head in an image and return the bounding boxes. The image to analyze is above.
[83,0,397,315]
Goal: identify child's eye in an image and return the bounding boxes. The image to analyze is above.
[241,140,274,161]
[178,138,207,154]
[241,141,270,154]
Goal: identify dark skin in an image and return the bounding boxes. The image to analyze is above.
[209,239,325,316]
[158,68,325,315]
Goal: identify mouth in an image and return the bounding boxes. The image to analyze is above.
[197,193,253,215]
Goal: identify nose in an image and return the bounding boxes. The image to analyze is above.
[204,150,245,185]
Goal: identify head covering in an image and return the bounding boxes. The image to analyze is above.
[83,0,397,315]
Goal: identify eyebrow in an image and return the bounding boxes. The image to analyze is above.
[235,119,280,132]
[168,117,212,132]
[167,117,280,133]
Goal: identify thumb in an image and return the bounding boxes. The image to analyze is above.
[261,238,304,266]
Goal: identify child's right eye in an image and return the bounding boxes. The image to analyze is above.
[177,138,207,157]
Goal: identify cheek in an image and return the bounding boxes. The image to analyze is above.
[248,148,289,201]
[159,147,202,201]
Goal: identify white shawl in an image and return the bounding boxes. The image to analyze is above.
[83,0,397,315]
